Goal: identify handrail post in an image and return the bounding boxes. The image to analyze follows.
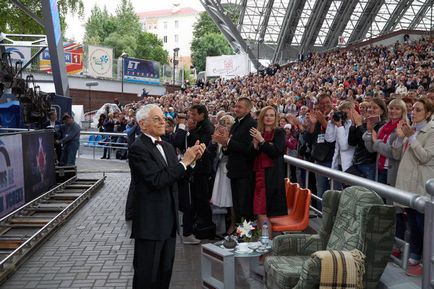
[423,179,434,289]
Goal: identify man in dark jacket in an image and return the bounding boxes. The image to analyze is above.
[188,104,215,238]
[129,104,204,289]
[57,113,81,166]
[214,97,257,222]
[304,93,335,210]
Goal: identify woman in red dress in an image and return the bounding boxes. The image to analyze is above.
[250,106,288,238]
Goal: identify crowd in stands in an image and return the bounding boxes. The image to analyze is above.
[101,37,434,276]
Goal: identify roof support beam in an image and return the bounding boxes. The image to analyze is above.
[237,0,248,29]
[271,0,307,63]
[348,0,385,43]
[323,0,359,49]
[200,0,262,69]
[409,0,434,29]
[299,0,333,53]
[381,0,414,33]
[258,0,275,41]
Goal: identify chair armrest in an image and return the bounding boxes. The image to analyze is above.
[293,256,321,289]
[272,234,324,256]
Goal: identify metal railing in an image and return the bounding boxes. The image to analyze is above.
[284,155,434,289]
[78,131,128,160]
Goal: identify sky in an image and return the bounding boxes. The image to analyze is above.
[64,0,204,42]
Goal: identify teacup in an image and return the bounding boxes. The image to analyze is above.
[237,243,249,252]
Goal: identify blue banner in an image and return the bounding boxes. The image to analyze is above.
[123,57,160,85]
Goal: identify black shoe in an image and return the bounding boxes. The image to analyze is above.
[101,156,106,159]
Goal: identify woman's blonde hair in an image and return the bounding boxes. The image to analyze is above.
[257,106,279,133]
[388,98,408,122]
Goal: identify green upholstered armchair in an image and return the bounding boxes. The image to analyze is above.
[264,186,395,289]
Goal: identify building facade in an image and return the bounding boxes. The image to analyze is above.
[137,7,200,68]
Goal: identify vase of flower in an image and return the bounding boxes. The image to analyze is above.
[236,219,260,243]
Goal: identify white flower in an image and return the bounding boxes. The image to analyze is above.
[236,220,255,238]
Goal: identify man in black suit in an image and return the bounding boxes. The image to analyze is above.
[128,104,204,289]
[188,104,215,238]
[214,97,256,222]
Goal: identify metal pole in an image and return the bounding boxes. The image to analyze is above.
[88,86,91,113]
[121,58,124,99]
[172,50,176,85]
[422,179,434,289]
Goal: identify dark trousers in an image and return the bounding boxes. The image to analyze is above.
[133,236,176,289]
[406,208,424,260]
[125,178,135,221]
[230,176,254,222]
[191,174,212,226]
[178,178,194,236]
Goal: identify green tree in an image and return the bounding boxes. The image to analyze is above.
[191,33,233,71]
[192,12,220,40]
[83,0,168,62]
[83,5,116,45]
[135,33,168,64]
[0,0,84,35]
[114,0,141,36]
[191,12,234,71]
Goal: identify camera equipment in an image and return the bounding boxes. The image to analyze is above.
[0,52,51,126]
[332,111,347,122]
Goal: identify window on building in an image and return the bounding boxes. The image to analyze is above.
[164,22,168,29]
[175,20,179,28]
[163,36,168,43]
[174,34,179,42]
[154,24,157,29]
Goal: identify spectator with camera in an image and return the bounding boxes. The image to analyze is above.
[324,101,356,176]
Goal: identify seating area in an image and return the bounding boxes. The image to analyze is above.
[270,180,311,233]
[264,186,395,289]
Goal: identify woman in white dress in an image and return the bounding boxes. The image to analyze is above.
[211,114,236,234]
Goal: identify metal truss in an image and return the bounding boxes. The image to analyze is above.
[200,0,262,68]
[381,0,414,33]
[409,0,434,29]
[323,0,359,49]
[348,0,386,43]
[205,0,433,64]
[272,0,307,62]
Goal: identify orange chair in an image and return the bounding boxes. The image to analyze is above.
[285,181,300,215]
[270,187,312,232]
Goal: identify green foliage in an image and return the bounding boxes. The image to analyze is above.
[135,33,168,64]
[83,5,116,45]
[0,0,84,35]
[191,33,233,71]
[83,0,168,63]
[192,12,220,40]
[190,11,234,72]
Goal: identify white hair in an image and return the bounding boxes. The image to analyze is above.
[136,104,159,122]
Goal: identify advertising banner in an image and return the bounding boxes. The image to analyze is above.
[5,47,32,68]
[206,54,250,79]
[40,42,84,74]
[22,131,56,202]
[0,135,25,218]
[123,57,160,85]
[87,45,113,78]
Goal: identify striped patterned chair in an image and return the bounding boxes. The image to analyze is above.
[264,186,395,289]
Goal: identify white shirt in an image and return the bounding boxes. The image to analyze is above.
[144,133,187,170]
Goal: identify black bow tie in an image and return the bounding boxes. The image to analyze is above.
[154,140,164,146]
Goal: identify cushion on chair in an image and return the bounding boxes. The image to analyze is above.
[326,186,383,251]
[265,256,310,289]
